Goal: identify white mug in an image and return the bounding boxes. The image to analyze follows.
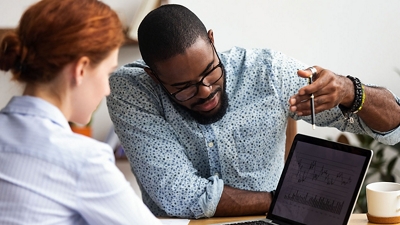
[366,182,400,218]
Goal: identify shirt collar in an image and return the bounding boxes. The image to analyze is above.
[1,96,71,130]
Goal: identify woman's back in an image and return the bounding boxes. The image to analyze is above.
[0,0,162,224]
[0,96,157,224]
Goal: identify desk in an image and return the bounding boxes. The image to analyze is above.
[187,214,400,225]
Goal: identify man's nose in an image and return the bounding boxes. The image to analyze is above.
[196,84,213,99]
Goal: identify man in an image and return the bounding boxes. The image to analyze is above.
[107,4,400,218]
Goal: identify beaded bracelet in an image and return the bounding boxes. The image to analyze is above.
[339,75,365,115]
[354,84,366,113]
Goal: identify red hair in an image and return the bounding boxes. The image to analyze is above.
[0,0,124,83]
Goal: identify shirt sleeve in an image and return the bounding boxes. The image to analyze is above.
[106,67,224,218]
[76,144,162,225]
[352,84,400,145]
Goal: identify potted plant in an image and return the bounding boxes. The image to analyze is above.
[353,134,400,212]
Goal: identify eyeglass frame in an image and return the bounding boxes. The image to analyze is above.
[150,41,225,102]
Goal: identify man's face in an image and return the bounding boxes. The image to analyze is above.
[151,38,228,124]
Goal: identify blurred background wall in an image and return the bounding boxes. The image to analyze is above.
[1,0,399,143]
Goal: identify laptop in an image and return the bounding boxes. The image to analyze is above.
[215,133,373,225]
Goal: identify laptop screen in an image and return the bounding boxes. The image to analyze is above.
[268,134,372,225]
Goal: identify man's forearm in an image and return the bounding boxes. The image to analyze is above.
[214,185,273,217]
[357,86,400,132]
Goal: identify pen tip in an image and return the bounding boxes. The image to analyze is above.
[312,124,316,130]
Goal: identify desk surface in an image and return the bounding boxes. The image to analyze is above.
[188,214,400,225]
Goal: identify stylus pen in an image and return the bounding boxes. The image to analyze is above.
[309,76,316,129]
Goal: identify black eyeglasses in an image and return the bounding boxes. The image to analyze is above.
[152,42,224,102]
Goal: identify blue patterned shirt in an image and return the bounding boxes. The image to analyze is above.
[107,47,400,219]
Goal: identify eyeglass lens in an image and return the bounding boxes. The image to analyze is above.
[174,64,223,101]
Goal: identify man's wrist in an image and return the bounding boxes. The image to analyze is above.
[339,75,365,114]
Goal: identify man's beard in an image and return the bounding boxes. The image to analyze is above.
[171,85,229,125]
[169,72,228,124]
[187,88,229,124]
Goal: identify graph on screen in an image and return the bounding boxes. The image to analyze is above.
[284,189,344,215]
[294,158,353,186]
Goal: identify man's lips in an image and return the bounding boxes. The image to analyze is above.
[192,91,220,112]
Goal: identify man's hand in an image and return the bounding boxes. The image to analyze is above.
[289,65,400,132]
[289,66,354,116]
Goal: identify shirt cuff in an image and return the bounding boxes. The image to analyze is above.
[191,174,224,219]
[360,118,400,145]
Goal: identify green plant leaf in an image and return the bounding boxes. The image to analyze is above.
[360,135,376,148]
[376,149,384,159]
[380,173,395,182]
[365,170,377,180]
[387,157,398,174]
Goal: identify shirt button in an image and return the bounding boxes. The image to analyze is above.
[208,142,214,148]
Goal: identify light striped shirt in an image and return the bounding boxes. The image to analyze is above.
[0,96,162,225]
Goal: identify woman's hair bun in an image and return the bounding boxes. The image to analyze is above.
[0,31,22,72]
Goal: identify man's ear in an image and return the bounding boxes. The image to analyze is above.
[208,29,215,44]
[144,67,160,84]
[72,56,90,86]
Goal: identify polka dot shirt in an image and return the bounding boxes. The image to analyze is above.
[106,47,399,218]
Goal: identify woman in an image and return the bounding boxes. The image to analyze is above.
[0,0,162,224]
